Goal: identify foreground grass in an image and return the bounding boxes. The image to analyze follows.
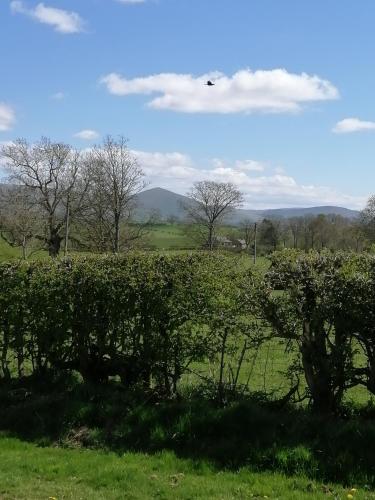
[0,436,369,500]
[2,381,375,489]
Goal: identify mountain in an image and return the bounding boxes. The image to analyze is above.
[134,187,190,220]
[135,187,359,223]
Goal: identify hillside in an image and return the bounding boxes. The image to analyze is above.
[135,187,359,223]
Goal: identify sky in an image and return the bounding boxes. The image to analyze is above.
[0,0,375,209]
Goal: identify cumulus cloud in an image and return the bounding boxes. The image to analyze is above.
[10,1,85,34]
[132,150,365,209]
[74,129,100,140]
[100,68,339,114]
[333,117,375,134]
[211,159,265,172]
[132,150,197,179]
[0,103,16,131]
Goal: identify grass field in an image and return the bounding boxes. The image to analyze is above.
[0,436,369,499]
[0,238,22,261]
[145,223,198,249]
[0,239,48,262]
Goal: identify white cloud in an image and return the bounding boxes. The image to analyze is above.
[235,160,265,172]
[50,91,65,100]
[10,1,85,34]
[132,150,196,179]
[132,150,365,209]
[0,103,16,131]
[74,129,100,140]
[100,68,339,114]
[333,117,375,134]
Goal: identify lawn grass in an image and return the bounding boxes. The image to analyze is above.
[0,435,369,499]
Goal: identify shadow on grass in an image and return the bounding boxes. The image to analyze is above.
[0,376,374,488]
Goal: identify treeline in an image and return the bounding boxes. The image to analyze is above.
[1,136,375,257]
[2,251,375,414]
[255,214,366,253]
[0,136,147,258]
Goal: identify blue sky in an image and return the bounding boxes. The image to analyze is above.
[1,0,374,208]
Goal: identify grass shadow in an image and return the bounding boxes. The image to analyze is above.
[1,377,374,488]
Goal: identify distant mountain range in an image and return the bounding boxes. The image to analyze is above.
[0,184,359,223]
[134,187,359,224]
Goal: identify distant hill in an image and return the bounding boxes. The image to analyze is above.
[0,184,359,223]
[135,187,359,223]
[134,187,190,221]
[261,205,359,220]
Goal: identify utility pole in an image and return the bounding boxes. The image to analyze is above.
[253,222,257,265]
[64,195,70,257]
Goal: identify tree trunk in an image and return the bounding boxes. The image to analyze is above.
[48,229,63,258]
[114,213,120,253]
[208,224,214,251]
[22,236,27,260]
[218,328,228,404]
[1,324,11,381]
[300,321,337,414]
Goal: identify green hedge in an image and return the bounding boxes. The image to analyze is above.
[0,253,258,397]
[3,250,375,414]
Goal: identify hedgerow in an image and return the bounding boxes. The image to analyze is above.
[0,253,260,398]
[2,250,375,414]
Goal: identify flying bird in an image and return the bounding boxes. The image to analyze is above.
[206,80,215,86]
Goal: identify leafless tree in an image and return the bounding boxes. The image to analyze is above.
[0,186,42,259]
[83,136,146,253]
[288,217,304,248]
[0,137,84,257]
[239,218,256,251]
[184,181,243,250]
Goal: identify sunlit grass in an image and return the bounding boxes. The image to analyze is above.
[0,436,370,499]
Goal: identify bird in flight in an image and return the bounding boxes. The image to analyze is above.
[206,80,215,86]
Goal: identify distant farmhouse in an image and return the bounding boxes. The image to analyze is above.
[215,236,247,250]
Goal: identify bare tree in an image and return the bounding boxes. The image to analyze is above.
[83,136,146,253]
[239,218,255,251]
[288,217,304,249]
[0,186,42,259]
[184,181,243,250]
[0,137,83,257]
